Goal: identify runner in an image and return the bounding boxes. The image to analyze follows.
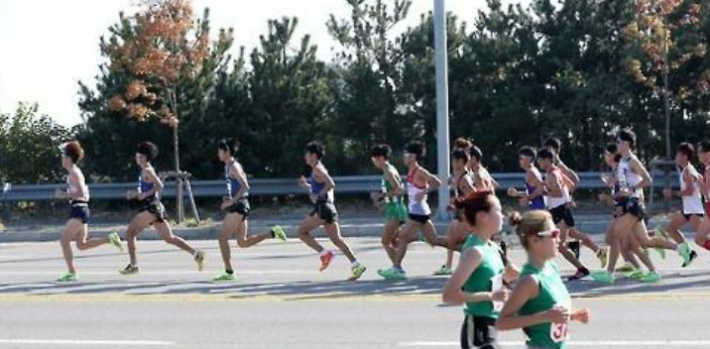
[118,141,205,275]
[55,141,123,282]
[591,129,691,284]
[694,141,710,252]
[536,148,606,281]
[655,142,701,267]
[378,141,449,280]
[434,146,475,276]
[213,139,287,281]
[442,190,518,349]
[544,137,582,260]
[511,146,546,211]
[496,210,590,349]
[296,141,367,280]
[600,143,655,278]
[370,144,408,265]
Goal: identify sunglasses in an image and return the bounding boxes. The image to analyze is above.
[535,228,560,239]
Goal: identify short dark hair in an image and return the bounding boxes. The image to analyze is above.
[698,140,710,153]
[305,141,325,159]
[518,146,536,159]
[537,147,555,160]
[543,137,562,152]
[469,145,483,162]
[452,148,470,163]
[677,142,695,159]
[617,129,636,147]
[217,139,238,155]
[605,143,618,154]
[370,144,392,159]
[405,141,426,160]
[453,137,473,150]
[63,141,85,163]
[137,141,159,161]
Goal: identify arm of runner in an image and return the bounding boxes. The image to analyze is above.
[495,276,544,330]
[385,168,403,197]
[527,172,546,200]
[559,161,580,186]
[420,169,441,192]
[629,157,652,190]
[700,168,710,196]
[460,174,475,195]
[230,163,250,199]
[571,308,590,324]
[679,169,697,197]
[443,248,503,304]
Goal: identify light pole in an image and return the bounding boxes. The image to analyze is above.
[433,0,450,220]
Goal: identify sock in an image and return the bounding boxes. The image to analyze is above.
[226,269,234,275]
[351,261,360,268]
[703,240,710,251]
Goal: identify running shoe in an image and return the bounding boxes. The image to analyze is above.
[433,265,453,276]
[682,250,698,268]
[567,267,590,281]
[377,267,406,280]
[597,247,609,268]
[349,264,367,281]
[654,245,667,260]
[616,263,635,273]
[213,272,235,282]
[639,271,661,283]
[194,250,205,271]
[271,225,287,242]
[56,272,77,282]
[108,231,124,252]
[625,269,644,280]
[119,264,139,275]
[319,251,335,271]
[590,270,614,284]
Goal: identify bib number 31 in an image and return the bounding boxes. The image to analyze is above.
[550,322,568,343]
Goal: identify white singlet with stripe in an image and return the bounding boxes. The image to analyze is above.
[546,168,568,210]
[67,166,90,202]
[407,167,431,215]
[680,164,704,214]
[617,156,643,199]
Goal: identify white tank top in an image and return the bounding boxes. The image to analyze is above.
[67,166,90,202]
[546,168,568,209]
[617,156,643,198]
[680,164,704,214]
[407,167,431,215]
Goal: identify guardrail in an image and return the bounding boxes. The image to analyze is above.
[0,171,679,202]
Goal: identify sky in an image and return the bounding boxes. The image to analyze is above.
[0,0,520,127]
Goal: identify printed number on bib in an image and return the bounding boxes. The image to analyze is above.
[550,322,568,343]
[490,274,503,312]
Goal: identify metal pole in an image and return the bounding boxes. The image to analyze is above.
[434,0,450,221]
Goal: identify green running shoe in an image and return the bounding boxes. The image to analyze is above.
[108,231,124,252]
[213,272,235,282]
[682,250,698,268]
[195,250,205,271]
[377,267,406,280]
[597,247,609,268]
[590,270,615,285]
[119,264,139,275]
[56,272,77,282]
[433,265,453,276]
[625,269,644,280]
[271,225,287,242]
[349,264,367,281]
[639,271,661,283]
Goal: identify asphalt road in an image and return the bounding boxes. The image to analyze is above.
[0,236,709,349]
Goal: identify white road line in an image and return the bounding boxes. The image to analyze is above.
[0,270,316,275]
[0,339,173,346]
[399,340,710,347]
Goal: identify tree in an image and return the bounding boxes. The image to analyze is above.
[0,103,70,184]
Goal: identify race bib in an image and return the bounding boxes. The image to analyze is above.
[490,274,504,311]
[550,322,568,343]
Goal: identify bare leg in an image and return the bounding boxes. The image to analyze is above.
[75,224,109,251]
[297,215,326,253]
[154,221,196,255]
[323,222,357,263]
[393,221,421,269]
[665,213,688,244]
[218,214,238,272]
[125,212,154,266]
[381,220,400,264]
[59,219,83,274]
[235,220,271,248]
[557,224,585,270]
[569,227,600,253]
